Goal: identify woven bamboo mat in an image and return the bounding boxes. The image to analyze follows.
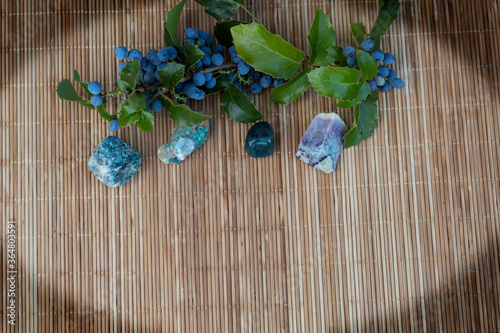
[1,0,499,331]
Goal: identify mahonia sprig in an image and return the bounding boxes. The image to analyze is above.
[56,0,402,148]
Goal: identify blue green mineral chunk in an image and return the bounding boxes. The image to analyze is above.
[157,111,209,164]
[88,136,142,188]
[245,121,274,158]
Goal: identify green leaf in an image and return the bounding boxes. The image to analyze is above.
[182,42,205,70]
[270,68,312,105]
[308,66,364,100]
[117,60,141,92]
[369,89,379,103]
[129,91,147,111]
[343,99,379,148]
[369,0,401,42]
[170,104,212,127]
[350,23,367,46]
[215,20,248,48]
[198,0,243,20]
[118,103,140,126]
[96,100,117,122]
[158,62,185,88]
[221,83,262,123]
[136,111,155,132]
[326,46,347,67]
[357,49,378,80]
[56,79,94,110]
[164,0,187,49]
[231,23,306,80]
[335,82,371,108]
[203,75,228,96]
[307,9,336,66]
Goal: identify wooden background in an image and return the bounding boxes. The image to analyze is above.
[1,0,500,331]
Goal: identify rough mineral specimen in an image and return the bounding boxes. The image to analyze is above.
[88,136,142,188]
[245,121,274,158]
[296,113,347,173]
[158,113,209,164]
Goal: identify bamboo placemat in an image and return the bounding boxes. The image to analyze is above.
[1,0,499,331]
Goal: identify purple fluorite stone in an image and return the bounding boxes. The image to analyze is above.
[296,113,347,173]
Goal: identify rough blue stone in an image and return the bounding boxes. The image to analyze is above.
[296,113,347,173]
[245,122,274,158]
[157,112,209,164]
[88,136,142,188]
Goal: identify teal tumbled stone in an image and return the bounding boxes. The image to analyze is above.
[88,136,142,188]
[245,121,274,158]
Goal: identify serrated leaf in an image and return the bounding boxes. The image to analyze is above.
[198,0,243,20]
[129,91,147,111]
[221,83,262,123]
[158,62,185,88]
[308,9,336,66]
[136,111,155,132]
[96,100,117,122]
[231,23,305,80]
[326,46,347,67]
[117,60,141,92]
[164,0,187,49]
[56,79,94,110]
[343,99,379,148]
[118,103,140,126]
[170,104,212,127]
[308,66,364,101]
[215,20,248,48]
[270,68,312,105]
[357,50,378,80]
[369,0,401,43]
[203,75,228,96]
[350,23,367,46]
[369,89,379,103]
[182,42,205,70]
[336,82,371,108]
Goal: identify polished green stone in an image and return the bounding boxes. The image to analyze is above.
[245,121,274,158]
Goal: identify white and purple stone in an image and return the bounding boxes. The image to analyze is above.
[296,113,347,173]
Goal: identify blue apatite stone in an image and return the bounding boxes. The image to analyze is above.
[296,113,347,173]
[245,121,274,158]
[88,136,142,188]
[158,112,209,164]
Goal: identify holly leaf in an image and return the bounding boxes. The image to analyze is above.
[164,0,187,49]
[117,60,141,92]
[196,0,243,20]
[357,50,378,80]
[136,111,155,132]
[308,66,364,101]
[343,99,379,148]
[128,91,147,111]
[56,79,94,109]
[215,20,248,47]
[270,68,312,105]
[307,9,336,66]
[350,23,367,46]
[171,105,211,127]
[182,42,205,70]
[335,82,371,108]
[221,83,262,123]
[369,0,401,45]
[326,46,347,67]
[231,23,305,80]
[158,62,185,88]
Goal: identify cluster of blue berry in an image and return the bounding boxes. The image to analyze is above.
[342,37,404,93]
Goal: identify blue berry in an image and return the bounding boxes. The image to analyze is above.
[238,61,250,75]
[368,80,377,92]
[371,50,384,62]
[157,62,166,70]
[175,82,184,94]
[144,61,155,73]
[228,45,237,56]
[186,86,200,99]
[147,49,161,65]
[144,72,156,84]
[166,46,178,60]
[118,63,126,72]
[213,45,224,54]
[193,72,206,86]
[232,55,243,63]
[211,53,224,66]
[114,46,128,60]
[383,53,396,65]
[184,82,196,91]
[207,35,215,46]
[157,48,170,62]
[388,69,397,81]
[260,75,272,88]
[109,119,120,132]
[198,30,209,40]
[392,78,404,89]
[151,99,163,113]
[378,65,389,77]
[88,81,102,95]
[361,38,375,52]
[184,38,196,46]
[347,57,359,67]
[201,46,211,55]
[128,49,143,61]
[381,80,392,92]
[154,70,161,81]
[197,39,206,47]
[227,72,239,83]
[343,46,356,57]
[252,71,262,81]
[204,72,213,82]
[250,82,262,94]
[202,55,212,67]
[91,94,103,106]
[195,60,203,67]
[374,75,385,86]
[184,28,197,38]
[273,78,285,87]
[205,77,217,89]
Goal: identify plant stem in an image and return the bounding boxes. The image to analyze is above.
[240,4,262,24]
